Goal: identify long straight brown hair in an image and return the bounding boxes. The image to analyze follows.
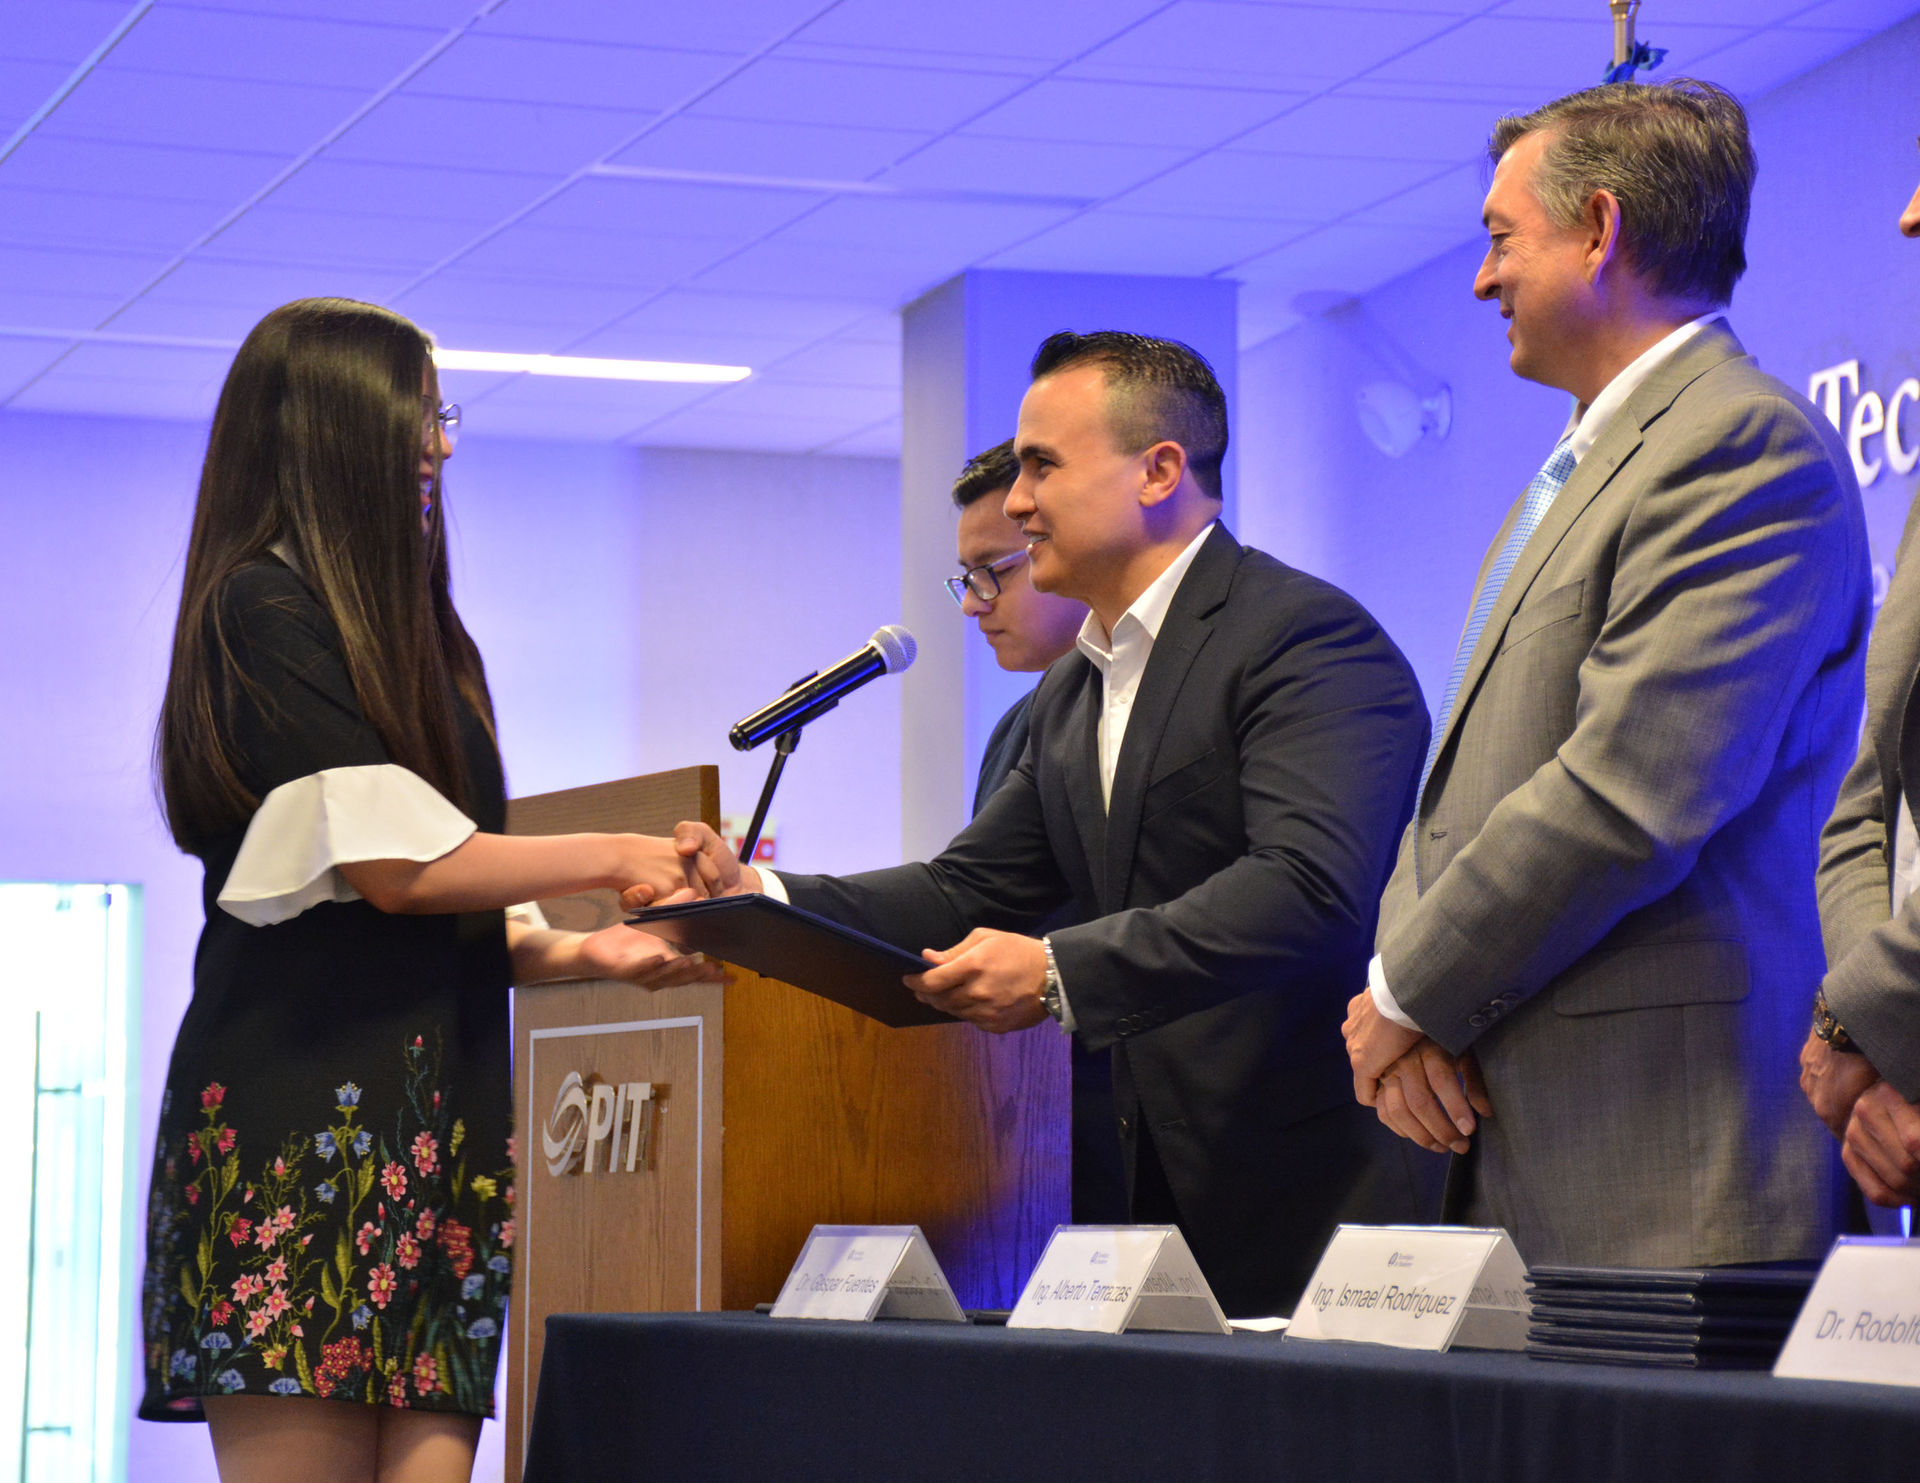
[157,297,494,851]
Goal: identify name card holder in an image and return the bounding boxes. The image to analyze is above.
[1775,1236,1920,1386]
[769,1224,966,1323]
[1008,1225,1230,1336]
[1286,1224,1530,1352]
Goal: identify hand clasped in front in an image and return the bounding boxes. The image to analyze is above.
[906,927,1049,1034]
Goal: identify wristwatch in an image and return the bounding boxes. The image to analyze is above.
[1039,936,1065,1024]
[1812,989,1863,1055]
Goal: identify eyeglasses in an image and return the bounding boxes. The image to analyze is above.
[426,400,461,448]
[944,548,1029,607]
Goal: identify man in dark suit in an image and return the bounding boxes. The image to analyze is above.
[947,438,1127,1224]
[661,332,1437,1313]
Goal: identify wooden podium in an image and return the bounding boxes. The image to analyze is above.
[504,767,1068,1474]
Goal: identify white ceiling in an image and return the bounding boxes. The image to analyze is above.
[2,0,1914,453]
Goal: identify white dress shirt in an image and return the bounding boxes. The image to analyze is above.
[762,522,1220,1033]
[1369,315,1719,1033]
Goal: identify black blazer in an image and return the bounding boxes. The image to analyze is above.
[974,687,1036,816]
[784,525,1438,1311]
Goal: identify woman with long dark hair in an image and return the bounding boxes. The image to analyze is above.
[139,298,716,1482]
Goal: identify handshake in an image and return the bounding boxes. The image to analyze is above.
[619,823,1054,1034]
[621,822,764,910]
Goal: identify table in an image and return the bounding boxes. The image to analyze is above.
[522,1311,1919,1482]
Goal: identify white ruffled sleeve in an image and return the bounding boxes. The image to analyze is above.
[217,764,478,927]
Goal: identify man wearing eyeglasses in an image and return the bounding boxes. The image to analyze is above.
[948,438,1129,1224]
[651,332,1437,1314]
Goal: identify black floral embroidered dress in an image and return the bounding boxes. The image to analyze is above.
[140,560,514,1420]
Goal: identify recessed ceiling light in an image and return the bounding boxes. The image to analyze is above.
[433,349,751,383]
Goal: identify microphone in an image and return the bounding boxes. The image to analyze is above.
[728,625,917,751]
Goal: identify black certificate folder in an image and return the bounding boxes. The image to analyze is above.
[627,894,951,1029]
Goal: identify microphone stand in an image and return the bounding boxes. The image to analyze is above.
[738,672,819,865]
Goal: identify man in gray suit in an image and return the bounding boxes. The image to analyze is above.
[1803,166,1920,1209]
[1343,79,1872,1267]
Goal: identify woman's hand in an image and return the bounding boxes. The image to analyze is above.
[610,832,710,908]
[572,925,727,988]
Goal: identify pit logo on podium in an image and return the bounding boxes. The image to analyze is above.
[542,1070,657,1176]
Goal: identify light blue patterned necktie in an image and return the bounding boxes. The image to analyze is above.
[1416,435,1578,802]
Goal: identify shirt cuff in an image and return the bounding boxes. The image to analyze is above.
[1369,953,1422,1033]
[505,901,551,931]
[217,764,477,927]
[757,868,790,904]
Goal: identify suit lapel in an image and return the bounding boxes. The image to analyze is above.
[1102,526,1237,905]
[1880,492,1920,818]
[1428,321,1747,783]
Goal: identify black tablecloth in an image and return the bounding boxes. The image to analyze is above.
[523,1311,1919,1483]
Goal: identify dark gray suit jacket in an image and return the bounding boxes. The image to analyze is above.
[1821,491,1920,1097]
[1377,322,1870,1267]
[781,525,1438,1313]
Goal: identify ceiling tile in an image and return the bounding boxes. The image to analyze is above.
[256,157,553,224]
[1345,161,1484,231]
[1108,150,1452,224]
[200,204,479,270]
[138,255,413,310]
[36,67,362,153]
[0,136,290,204]
[527,174,826,243]
[1367,17,1754,91]
[476,0,831,54]
[328,93,657,172]
[562,322,802,366]
[774,195,1077,257]
[788,0,1168,65]
[88,291,285,341]
[392,271,648,336]
[628,406,870,453]
[0,241,172,297]
[1077,2,1463,88]
[0,183,224,253]
[875,133,1187,200]
[0,336,69,393]
[107,9,442,89]
[1678,25,1886,100]
[814,413,901,456]
[1789,0,1920,26]
[0,0,140,65]
[157,0,480,24]
[598,288,877,342]
[963,77,1304,150]
[406,34,741,111]
[689,237,942,303]
[1,57,73,134]
[690,55,1024,133]
[756,336,896,386]
[984,207,1302,277]
[448,225,728,289]
[607,114,930,180]
[1231,218,1470,295]
[1495,0,1807,21]
[0,285,141,331]
[692,377,896,423]
[1234,91,1503,163]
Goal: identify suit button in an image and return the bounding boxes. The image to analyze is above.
[1468,1013,1488,1029]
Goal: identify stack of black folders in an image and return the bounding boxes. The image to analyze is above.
[1524,1264,1819,1369]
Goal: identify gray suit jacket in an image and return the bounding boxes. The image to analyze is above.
[1820,492,1920,1098]
[1375,321,1871,1268]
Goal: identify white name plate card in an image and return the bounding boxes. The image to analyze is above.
[769,1224,966,1323]
[1286,1225,1531,1352]
[1775,1237,1920,1386]
[1008,1225,1230,1335]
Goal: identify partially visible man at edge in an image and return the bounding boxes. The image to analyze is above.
[1804,162,1920,1211]
[949,439,1128,1224]
[1343,79,1870,1268]
[649,331,1441,1314]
